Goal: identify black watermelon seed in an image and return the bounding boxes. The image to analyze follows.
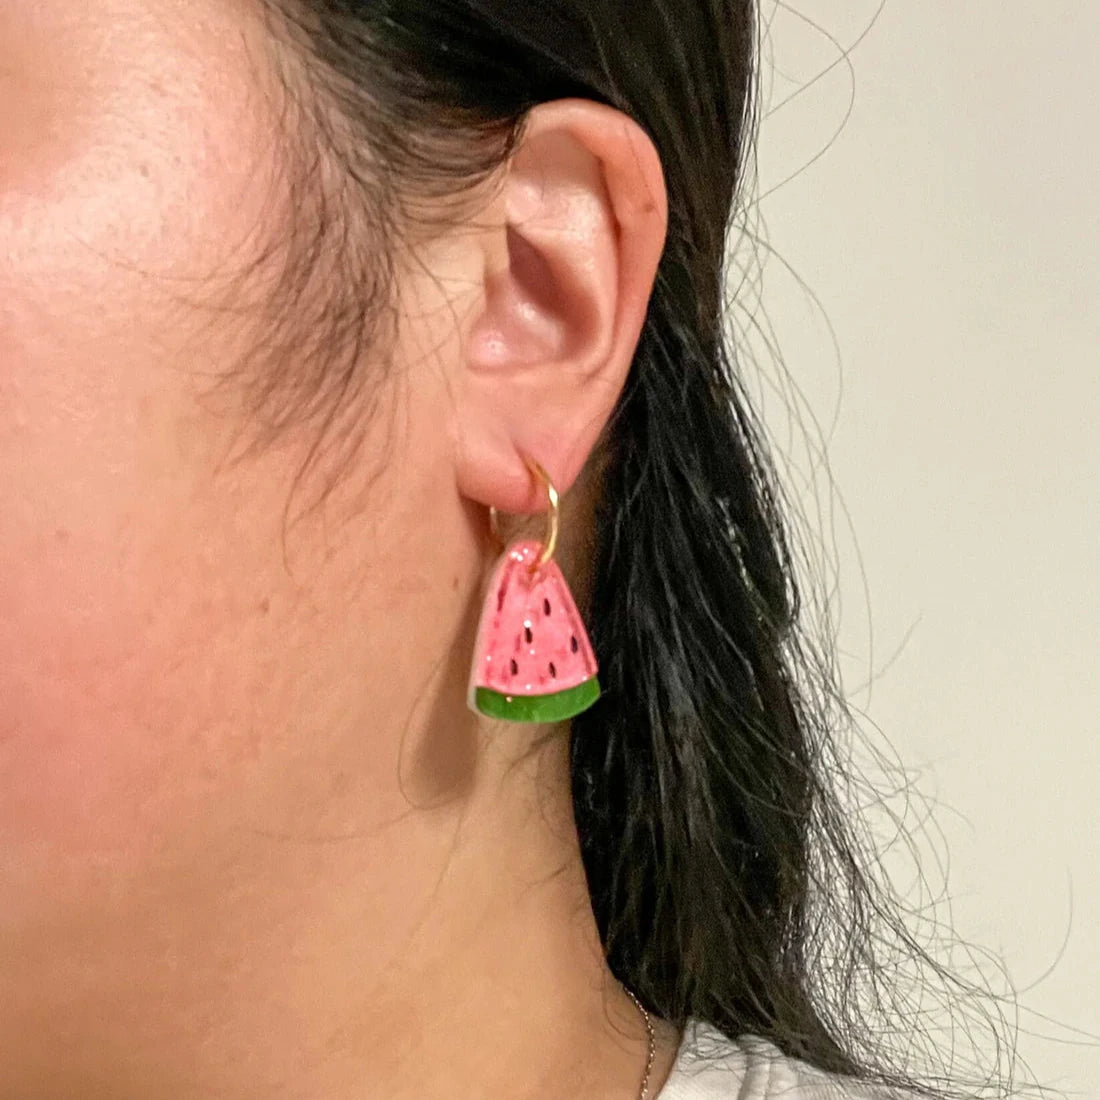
[549,662,557,678]
[510,658,519,676]
[543,598,551,616]
[570,635,579,653]
[524,625,533,644]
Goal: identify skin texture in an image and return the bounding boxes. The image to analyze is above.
[0,2,675,1098]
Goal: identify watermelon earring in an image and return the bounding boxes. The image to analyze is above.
[467,455,601,724]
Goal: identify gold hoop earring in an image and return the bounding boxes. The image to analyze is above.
[488,454,560,572]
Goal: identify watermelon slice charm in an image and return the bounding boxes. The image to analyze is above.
[468,539,600,723]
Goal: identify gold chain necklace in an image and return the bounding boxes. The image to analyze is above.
[624,987,657,1100]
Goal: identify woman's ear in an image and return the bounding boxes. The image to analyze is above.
[453,99,667,515]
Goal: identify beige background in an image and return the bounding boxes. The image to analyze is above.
[747,3,1098,1096]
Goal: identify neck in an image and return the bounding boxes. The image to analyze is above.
[3,729,680,1099]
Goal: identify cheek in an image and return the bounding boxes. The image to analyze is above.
[0,5,295,856]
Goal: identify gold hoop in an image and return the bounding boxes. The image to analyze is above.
[489,454,560,571]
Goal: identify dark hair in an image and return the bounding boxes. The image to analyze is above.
[254,3,1018,1096]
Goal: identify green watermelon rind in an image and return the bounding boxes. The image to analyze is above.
[474,678,601,724]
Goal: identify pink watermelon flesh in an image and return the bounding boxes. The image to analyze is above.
[469,540,599,709]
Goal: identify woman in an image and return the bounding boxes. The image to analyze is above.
[0,2,1011,1098]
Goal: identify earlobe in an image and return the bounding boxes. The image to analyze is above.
[455,100,668,519]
